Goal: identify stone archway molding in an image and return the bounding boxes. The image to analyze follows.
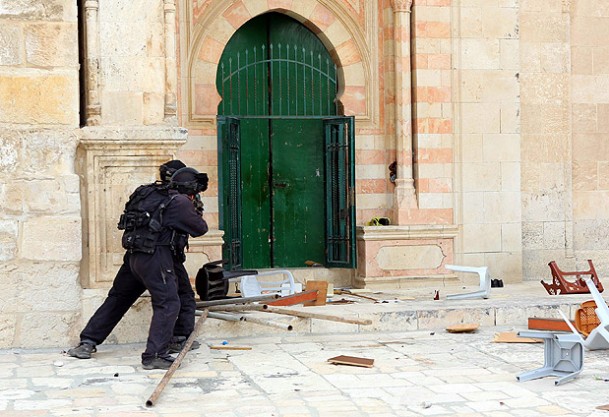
[181,0,378,130]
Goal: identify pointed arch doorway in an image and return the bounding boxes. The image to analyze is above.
[216,12,355,270]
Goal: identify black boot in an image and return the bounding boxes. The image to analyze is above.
[67,342,97,359]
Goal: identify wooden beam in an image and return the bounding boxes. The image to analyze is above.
[527,317,576,332]
[267,290,319,306]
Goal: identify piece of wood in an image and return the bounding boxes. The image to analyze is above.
[146,309,208,407]
[328,355,374,368]
[597,404,609,411]
[263,306,372,325]
[493,332,543,343]
[267,290,319,306]
[528,317,575,332]
[304,281,328,306]
[209,345,252,350]
[446,323,479,333]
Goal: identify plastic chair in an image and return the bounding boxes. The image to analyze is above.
[445,265,491,300]
[581,277,609,350]
[237,270,296,298]
[516,330,584,386]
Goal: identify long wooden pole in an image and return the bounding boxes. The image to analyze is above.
[195,294,278,308]
[242,315,293,331]
[262,306,372,325]
[146,309,208,407]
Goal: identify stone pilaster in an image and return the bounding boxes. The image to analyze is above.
[83,0,101,126]
[391,0,417,224]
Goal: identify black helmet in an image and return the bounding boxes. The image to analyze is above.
[159,160,186,183]
[169,167,209,195]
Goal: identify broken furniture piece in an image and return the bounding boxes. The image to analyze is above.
[541,259,603,295]
[238,270,296,298]
[575,300,601,337]
[516,330,584,386]
[579,277,609,350]
[445,264,491,300]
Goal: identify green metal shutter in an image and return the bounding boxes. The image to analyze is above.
[324,116,356,267]
[217,116,243,270]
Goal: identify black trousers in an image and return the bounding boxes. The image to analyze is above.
[79,250,196,359]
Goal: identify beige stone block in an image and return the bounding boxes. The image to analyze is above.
[0,23,23,65]
[377,244,445,270]
[416,69,442,87]
[572,46,594,76]
[324,19,350,48]
[481,7,517,39]
[543,221,566,250]
[521,44,542,73]
[142,92,164,125]
[572,103,597,134]
[499,192,522,222]
[500,103,520,134]
[356,193,392,210]
[483,251,522,283]
[21,216,82,262]
[572,17,609,47]
[460,102,500,134]
[341,63,365,86]
[462,223,502,252]
[482,134,519,162]
[573,133,609,162]
[522,190,567,222]
[461,162,501,192]
[522,134,568,163]
[499,39,519,71]
[18,312,78,348]
[418,193,451,210]
[522,221,544,250]
[520,12,568,43]
[418,308,495,330]
[242,0,268,18]
[291,0,317,19]
[101,57,164,94]
[25,23,77,67]
[501,222,522,252]
[572,160,598,191]
[573,191,609,220]
[573,74,609,103]
[482,192,502,223]
[521,73,569,104]
[597,104,609,133]
[456,71,483,102]
[102,92,144,125]
[598,162,609,190]
[0,0,73,21]
[0,314,17,348]
[459,134,483,162]
[0,74,79,125]
[461,192,484,225]
[0,220,18,261]
[458,7,482,38]
[355,164,386,180]
[459,39,501,70]
[482,71,519,103]
[500,161,520,192]
[521,162,566,192]
[541,43,570,73]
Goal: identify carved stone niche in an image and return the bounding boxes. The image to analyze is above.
[76,127,187,288]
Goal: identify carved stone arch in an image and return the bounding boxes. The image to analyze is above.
[182,0,377,129]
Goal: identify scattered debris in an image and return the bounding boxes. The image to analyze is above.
[53,360,64,367]
[433,290,439,300]
[421,401,432,409]
[266,290,319,306]
[597,404,609,411]
[327,355,374,368]
[493,332,542,343]
[542,259,603,295]
[446,323,479,333]
[304,281,328,306]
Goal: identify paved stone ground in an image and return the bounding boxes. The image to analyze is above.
[2,326,609,417]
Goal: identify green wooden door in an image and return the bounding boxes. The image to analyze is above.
[217,13,353,269]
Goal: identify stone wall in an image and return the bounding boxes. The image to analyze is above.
[0,0,82,347]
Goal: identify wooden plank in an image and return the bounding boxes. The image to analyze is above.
[209,345,252,350]
[267,290,318,306]
[528,317,575,332]
[328,355,374,368]
[493,332,543,343]
[304,281,328,306]
[446,323,479,333]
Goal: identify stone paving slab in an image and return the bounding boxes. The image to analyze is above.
[2,325,609,417]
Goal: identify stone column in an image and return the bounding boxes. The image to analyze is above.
[392,0,417,224]
[163,0,178,121]
[84,0,101,125]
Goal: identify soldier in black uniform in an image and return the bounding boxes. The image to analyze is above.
[68,162,209,370]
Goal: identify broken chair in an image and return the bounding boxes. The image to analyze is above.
[541,259,603,295]
[445,264,491,300]
[516,329,584,386]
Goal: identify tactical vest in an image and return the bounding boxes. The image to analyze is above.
[117,184,176,254]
